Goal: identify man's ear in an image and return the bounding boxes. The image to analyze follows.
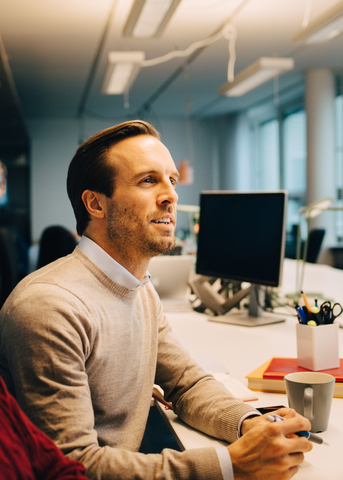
[81,190,106,219]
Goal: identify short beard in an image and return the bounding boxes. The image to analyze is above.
[106,200,176,259]
[147,236,176,256]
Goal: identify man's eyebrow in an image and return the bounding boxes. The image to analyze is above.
[173,170,180,182]
[132,169,180,182]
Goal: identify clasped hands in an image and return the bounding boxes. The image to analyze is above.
[228,408,313,480]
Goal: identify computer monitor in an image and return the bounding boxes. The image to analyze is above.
[192,190,287,326]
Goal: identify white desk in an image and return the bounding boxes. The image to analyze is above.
[157,259,343,480]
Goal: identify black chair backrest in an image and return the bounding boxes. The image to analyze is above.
[37,225,77,269]
[306,228,325,264]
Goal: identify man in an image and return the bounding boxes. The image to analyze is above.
[0,120,312,480]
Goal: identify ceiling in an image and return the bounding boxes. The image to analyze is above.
[1,0,343,126]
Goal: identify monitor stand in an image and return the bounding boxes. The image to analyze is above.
[208,310,285,327]
[209,285,285,327]
[189,275,285,327]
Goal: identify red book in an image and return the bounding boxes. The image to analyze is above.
[262,357,343,382]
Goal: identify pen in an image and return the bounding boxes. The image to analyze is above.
[302,306,312,321]
[152,387,173,410]
[296,306,308,324]
[265,414,329,445]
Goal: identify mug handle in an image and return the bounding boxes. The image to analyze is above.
[303,387,314,420]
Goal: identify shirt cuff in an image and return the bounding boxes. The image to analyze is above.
[215,447,234,480]
[237,411,262,439]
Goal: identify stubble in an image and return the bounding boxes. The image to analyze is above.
[106,200,176,259]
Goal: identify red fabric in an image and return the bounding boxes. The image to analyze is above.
[0,377,88,480]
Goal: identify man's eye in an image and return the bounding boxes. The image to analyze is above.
[170,178,178,186]
[142,177,154,184]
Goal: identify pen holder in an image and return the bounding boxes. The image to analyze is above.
[296,323,339,371]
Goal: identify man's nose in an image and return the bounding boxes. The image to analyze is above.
[157,179,178,205]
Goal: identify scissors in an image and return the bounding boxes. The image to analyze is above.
[320,301,343,324]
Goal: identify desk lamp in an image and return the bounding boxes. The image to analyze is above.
[295,198,333,296]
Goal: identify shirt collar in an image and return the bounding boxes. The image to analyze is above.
[78,235,150,291]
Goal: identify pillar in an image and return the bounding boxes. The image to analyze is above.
[305,69,336,262]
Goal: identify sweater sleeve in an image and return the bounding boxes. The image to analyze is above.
[155,311,259,444]
[0,284,225,480]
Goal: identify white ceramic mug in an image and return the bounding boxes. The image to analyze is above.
[284,372,335,433]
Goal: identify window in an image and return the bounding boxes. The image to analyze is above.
[245,80,343,246]
[249,108,306,233]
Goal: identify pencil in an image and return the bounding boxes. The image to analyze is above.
[301,290,311,312]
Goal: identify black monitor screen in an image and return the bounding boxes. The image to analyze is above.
[196,191,287,287]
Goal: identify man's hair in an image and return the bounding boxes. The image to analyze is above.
[67,120,160,236]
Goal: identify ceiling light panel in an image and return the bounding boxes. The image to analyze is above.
[218,57,294,97]
[102,51,145,95]
[293,0,343,44]
[123,0,182,38]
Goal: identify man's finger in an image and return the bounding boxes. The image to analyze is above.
[266,414,312,438]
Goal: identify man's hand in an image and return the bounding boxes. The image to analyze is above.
[241,407,299,436]
[228,409,313,480]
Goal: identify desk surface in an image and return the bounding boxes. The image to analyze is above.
[158,259,343,480]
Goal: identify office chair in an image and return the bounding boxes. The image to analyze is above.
[306,228,325,264]
[285,224,298,259]
[285,226,325,264]
[37,225,78,269]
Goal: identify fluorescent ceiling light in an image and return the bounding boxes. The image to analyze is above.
[102,51,145,95]
[123,0,182,38]
[218,57,294,97]
[293,1,343,44]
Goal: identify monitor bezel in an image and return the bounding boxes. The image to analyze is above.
[196,190,288,288]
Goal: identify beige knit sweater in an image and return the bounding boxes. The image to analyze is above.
[0,247,257,479]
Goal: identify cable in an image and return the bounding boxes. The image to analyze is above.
[140,22,237,83]
[250,285,296,317]
[302,0,313,28]
[134,0,251,117]
[226,24,237,83]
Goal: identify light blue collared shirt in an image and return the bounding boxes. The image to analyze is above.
[78,235,150,290]
[78,235,262,480]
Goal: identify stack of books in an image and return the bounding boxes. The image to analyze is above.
[246,357,343,398]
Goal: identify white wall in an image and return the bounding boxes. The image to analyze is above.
[27,117,219,243]
[28,118,79,243]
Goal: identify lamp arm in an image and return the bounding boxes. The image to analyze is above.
[293,199,339,298]
[299,218,310,293]
[295,215,303,294]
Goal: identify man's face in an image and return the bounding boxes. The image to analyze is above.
[105,135,179,261]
